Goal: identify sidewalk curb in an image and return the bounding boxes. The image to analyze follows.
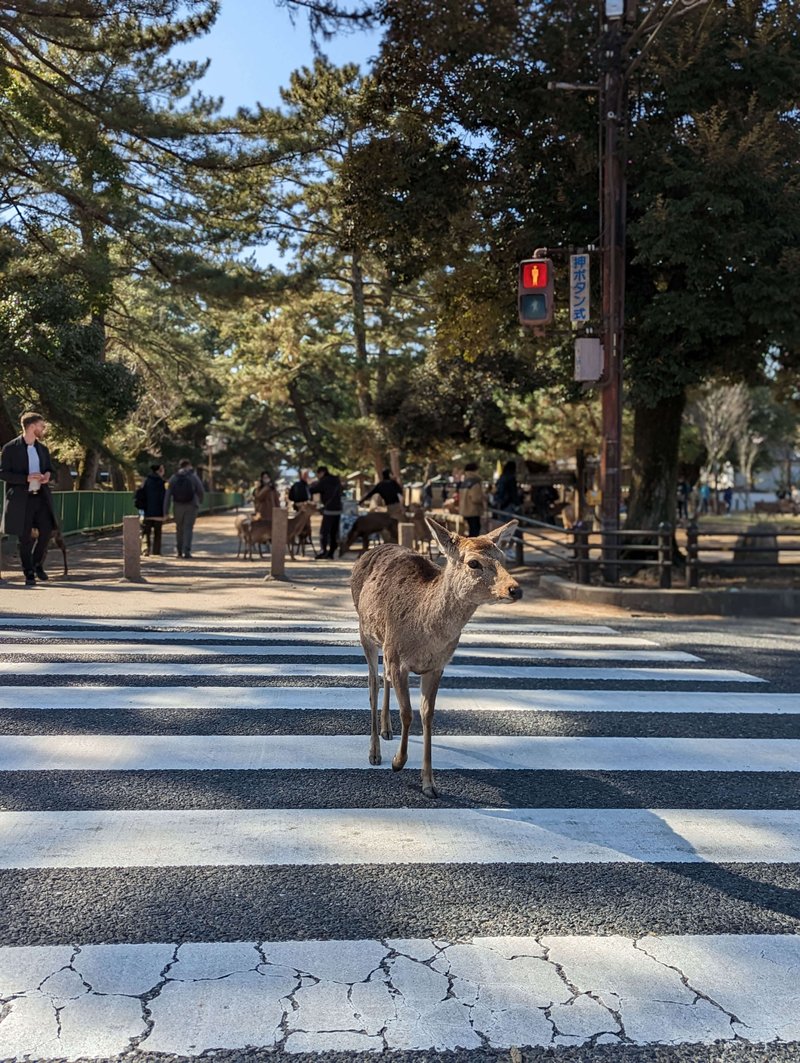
[539,574,800,617]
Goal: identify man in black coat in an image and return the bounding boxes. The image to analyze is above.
[139,463,166,555]
[309,465,343,559]
[0,411,56,585]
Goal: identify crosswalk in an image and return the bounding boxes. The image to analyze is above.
[0,616,798,1058]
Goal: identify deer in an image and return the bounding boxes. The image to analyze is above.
[239,503,317,561]
[339,511,398,556]
[351,516,521,798]
[287,502,317,558]
[407,504,434,557]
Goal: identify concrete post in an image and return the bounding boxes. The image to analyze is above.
[122,515,143,582]
[268,508,288,580]
[399,522,414,551]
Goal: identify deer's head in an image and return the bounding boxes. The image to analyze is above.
[425,517,522,603]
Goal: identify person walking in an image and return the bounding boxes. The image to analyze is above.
[253,472,280,522]
[288,470,312,510]
[165,458,204,558]
[0,411,57,585]
[494,460,521,514]
[139,464,166,555]
[309,465,342,559]
[459,462,486,537]
[359,468,404,520]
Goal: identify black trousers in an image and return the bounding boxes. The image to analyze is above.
[18,492,55,574]
[142,518,163,555]
[465,515,481,537]
[320,513,341,555]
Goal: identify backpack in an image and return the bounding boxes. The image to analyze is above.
[171,474,195,504]
[134,485,147,510]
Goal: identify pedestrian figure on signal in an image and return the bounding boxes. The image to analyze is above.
[165,458,204,559]
[137,463,166,555]
[359,468,404,520]
[458,462,485,537]
[309,465,342,559]
[0,411,57,585]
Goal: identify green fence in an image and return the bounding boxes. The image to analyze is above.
[1,486,243,536]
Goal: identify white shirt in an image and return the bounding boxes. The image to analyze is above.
[27,444,41,492]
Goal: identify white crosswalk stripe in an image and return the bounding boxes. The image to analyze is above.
[0,686,795,712]
[2,734,797,772]
[0,660,759,680]
[0,615,797,1059]
[0,640,701,662]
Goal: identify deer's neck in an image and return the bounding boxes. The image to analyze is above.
[423,564,478,639]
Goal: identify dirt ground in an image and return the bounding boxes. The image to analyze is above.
[0,510,637,623]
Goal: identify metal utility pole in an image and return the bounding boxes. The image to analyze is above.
[599,0,632,579]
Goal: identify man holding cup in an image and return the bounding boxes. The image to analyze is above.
[0,411,56,585]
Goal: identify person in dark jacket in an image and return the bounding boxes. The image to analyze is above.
[140,464,166,555]
[309,465,343,559]
[494,460,521,514]
[0,411,56,585]
[288,471,312,510]
[359,469,404,520]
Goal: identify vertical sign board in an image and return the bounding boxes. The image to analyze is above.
[569,254,590,326]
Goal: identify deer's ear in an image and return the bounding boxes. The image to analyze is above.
[486,520,518,547]
[425,516,458,558]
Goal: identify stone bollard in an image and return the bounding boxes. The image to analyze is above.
[267,508,288,580]
[122,515,143,582]
[399,522,414,551]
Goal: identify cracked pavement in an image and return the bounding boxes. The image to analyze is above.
[1,934,798,1058]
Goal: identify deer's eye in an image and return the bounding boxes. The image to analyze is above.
[466,558,482,570]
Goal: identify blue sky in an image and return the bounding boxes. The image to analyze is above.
[175,0,381,111]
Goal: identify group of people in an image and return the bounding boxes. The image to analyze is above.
[137,460,205,557]
[251,465,344,559]
[0,414,513,585]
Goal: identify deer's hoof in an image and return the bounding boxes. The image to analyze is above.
[369,749,381,766]
[422,782,438,799]
[381,727,394,741]
[391,755,406,772]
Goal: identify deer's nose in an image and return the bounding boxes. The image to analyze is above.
[508,585,523,601]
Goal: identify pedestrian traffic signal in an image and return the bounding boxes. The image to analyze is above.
[518,257,554,326]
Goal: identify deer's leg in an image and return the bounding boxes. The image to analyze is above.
[390,666,412,773]
[362,639,381,766]
[420,668,443,799]
[380,674,393,740]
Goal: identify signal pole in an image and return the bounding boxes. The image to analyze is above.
[599,0,631,579]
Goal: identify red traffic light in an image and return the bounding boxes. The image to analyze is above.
[518,257,554,326]
[521,261,549,289]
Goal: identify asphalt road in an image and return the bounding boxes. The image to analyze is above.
[0,606,798,1062]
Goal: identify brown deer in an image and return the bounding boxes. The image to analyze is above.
[339,511,398,556]
[407,504,434,556]
[351,516,521,798]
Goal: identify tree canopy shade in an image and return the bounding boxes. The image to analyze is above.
[0,0,266,475]
[283,0,800,525]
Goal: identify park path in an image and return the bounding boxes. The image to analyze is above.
[0,602,798,1059]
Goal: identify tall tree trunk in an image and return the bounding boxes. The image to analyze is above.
[0,395,17,444]
[350,254,372,419]
[110,462,126,491]
[78,448,101,491]
[287,378,317,456]
[626,390,686,531]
